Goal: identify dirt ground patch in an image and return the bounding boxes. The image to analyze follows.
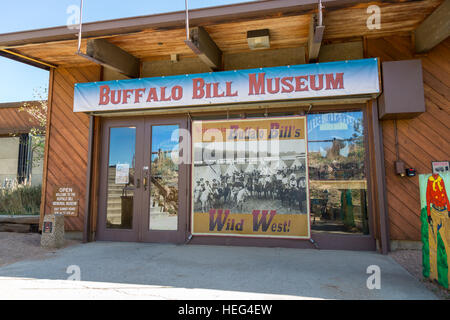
[389,249,450,300]
[0,232,80,267]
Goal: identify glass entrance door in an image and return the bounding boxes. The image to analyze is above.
[148,125,179,231]
[97,116,188,243]
[140,118,189,243]
[97,118,144,242]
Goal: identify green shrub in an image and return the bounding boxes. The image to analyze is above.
[0,184,41,215]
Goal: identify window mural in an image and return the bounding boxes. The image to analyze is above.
[192,116,310,239]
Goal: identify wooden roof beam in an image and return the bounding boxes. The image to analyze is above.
[414,0,450,53]
[307,13,325,62]
[0,49,54,70]
[80,38,140,78]
[185,26,222,71]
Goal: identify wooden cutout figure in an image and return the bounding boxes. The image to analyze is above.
[422,173,450,289]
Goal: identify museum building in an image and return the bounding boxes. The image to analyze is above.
[0,0,448,254]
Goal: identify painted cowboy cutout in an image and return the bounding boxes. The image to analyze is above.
[423,173,450,289]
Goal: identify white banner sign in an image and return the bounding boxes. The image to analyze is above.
[74,59,380,113]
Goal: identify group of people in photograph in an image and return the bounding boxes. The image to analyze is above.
[194,160,307,214]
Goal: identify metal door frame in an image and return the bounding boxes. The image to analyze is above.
[96,116,189,243]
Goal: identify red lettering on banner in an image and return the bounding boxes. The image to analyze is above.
[192,78,205,99]
[281,77,294,93]
[111,90,121,104]
[213,82,225,98]
[267,77,280,94]
[95,71,346,107]
[134,88,146,103]
[248,73,266,95]
[326,73,344,90]
[205,83,212,99]
[172,86,183,100]
[310,74,324,91]
[123,89,133,104]
[146,88,159,102]
[99,85,110,105]
[194,80,236,99]
[226,81,238,97]
[160,87,171,101]
[295,76,309,91]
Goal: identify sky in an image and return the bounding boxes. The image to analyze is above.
[109,125,179,168]
[0,0,254,103]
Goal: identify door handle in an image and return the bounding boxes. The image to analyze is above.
[136,178,141,189]
[143,177,148,191]
[142,166,149,191]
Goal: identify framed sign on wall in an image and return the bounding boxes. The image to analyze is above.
[191,116,310,239]
[51,186,79,217]
[432,161,449,174]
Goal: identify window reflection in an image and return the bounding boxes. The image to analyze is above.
[106,127,136,229]
[149,125,179,231]
[308,111,369,234]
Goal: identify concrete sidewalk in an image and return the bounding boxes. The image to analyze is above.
[0,242,439,300]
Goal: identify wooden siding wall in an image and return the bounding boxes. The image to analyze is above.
[366,36,450,241]
[40,66,100,231]
[0,107,39,134]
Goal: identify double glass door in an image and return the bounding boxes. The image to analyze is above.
[96,116,188,243]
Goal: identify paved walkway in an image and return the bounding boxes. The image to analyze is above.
[0,242,438,299]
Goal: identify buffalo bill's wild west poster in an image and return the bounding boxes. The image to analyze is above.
[420,172,450,289]
[192,117,310,239]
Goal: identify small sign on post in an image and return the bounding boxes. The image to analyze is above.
[51,186,79,217]
[41,214,65,249]
[43,221,53,233]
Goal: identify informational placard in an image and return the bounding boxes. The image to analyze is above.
[432,161,449,174]
[51,186,79,217]
[74,59,380,113]
[192,116,310,239]
[115,163,130,184]
[43,221,53,234]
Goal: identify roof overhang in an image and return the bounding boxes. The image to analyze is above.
[0,0,370,48]
[0,0,444,70]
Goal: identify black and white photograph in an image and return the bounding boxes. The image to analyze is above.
[193,158,308,214]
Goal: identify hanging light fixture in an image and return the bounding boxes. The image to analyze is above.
[247,29,270,50]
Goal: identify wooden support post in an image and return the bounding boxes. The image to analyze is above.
[185,26,222,70]
[39,68,55,231]
[308,14,325,62]
[85,39,140,78]
[415,0,450,53]
[83,115,94,243]
[372,100,391,254]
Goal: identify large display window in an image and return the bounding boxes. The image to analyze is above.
[189,109,370,241]
[307,111,369,235]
